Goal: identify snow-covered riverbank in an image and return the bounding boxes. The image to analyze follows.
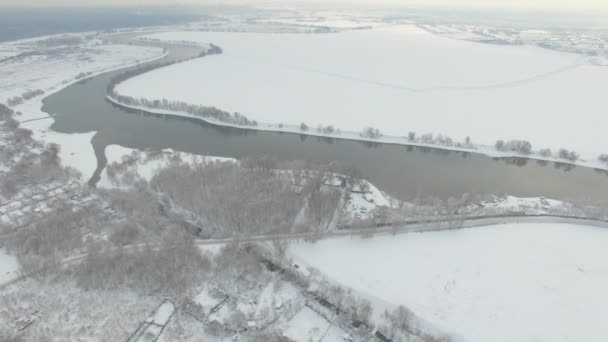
[113,26,608,169]
[0,31,166,179]
[98,144,237,189]
[106,95,608,172]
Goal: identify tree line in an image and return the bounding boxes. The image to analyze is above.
[106,43,259,127]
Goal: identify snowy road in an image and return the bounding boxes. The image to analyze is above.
[2,213,607,290]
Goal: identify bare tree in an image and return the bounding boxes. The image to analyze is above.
[421,133,434,144]
[558,148,579,162]
[304,179,341,233]
[150,159,304,238]
[361,127,383,139]
[270,237,288,262]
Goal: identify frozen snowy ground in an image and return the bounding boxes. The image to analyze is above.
[282,306,331,341]
[116,25,608,163]
[0,248,19,284]
[289,223,608,342]
[127,300,175,342]
[257,16,383,30]
[0,32,164,178]
[0,49,19,60]
[0,278,158,341]
[281,306,353,342]
[421,23,608,57]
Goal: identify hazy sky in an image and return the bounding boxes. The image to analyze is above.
[1,0,607,10]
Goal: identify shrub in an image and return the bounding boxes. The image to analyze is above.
[558,148,579,162]
[0,103,14,118]
[539,148,552,157]
[420,133,434,144]
[22,89,44,100]
[511,140,532,154]
[499,140,532,154]
[321,125,335,134]
[361,127,382,139]
[435,134,453,146]
[7,96,23,107]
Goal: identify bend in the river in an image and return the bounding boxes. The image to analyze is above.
[42,34,608,204]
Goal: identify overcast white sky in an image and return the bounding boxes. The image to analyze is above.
[1,0,607,10]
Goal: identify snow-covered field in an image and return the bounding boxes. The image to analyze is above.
[0,33,164,178]
[289,223,608,342]
[116,25,608,162]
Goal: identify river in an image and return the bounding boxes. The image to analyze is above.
[41,34,608,204]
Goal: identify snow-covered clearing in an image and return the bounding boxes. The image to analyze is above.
[193,287,228,315]
[20,119,97,180]
[281,305,353,342]
[0,33,164,178]
[146,300,175,325]
[116,26,608,163]
[282,306,330,342]
[99,144,237,188]
[127,300,175,342]
[0,248,19,284]
[477,195,564,214]
[341,179,398,225]
[289,223,608,342]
